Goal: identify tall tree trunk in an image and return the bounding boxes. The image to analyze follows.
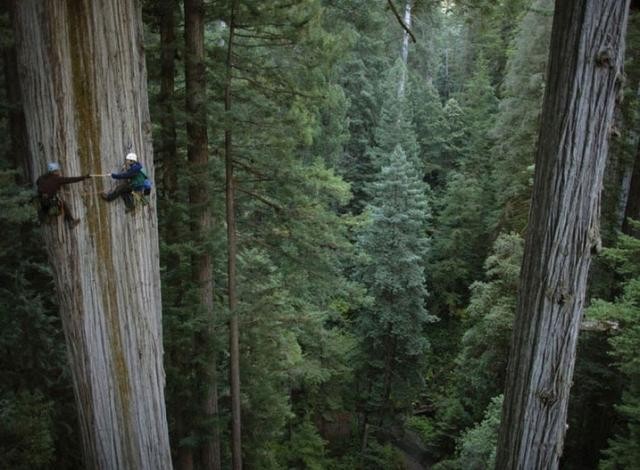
[495,2,629,469]
[622,141,640,236]
[398,0,412,97]
[184,1,221,469]
[157,1,192,468]
[159,0,178,200]
[225,1,242,468]
[12,1,172,469]
[2,36,30,180]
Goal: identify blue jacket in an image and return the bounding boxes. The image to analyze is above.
[112,162,146,190]
[112,162,142,179]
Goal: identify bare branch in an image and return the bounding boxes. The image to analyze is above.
[387,0,416,43]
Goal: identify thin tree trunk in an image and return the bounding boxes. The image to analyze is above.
[159,0,178,200]
[495,2,629,469]
[381,328,396,423]
[2,36,30,180]
[622,141,640,236]
[398,0,412,97]
[12,1,172,468]
[184,1,221,469]
[225,1,242,468]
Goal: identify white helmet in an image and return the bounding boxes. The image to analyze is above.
[125,152,138,162]
[47,162,61,172]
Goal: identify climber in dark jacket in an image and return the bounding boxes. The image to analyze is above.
[36,162,90,227]
[101,152,149,212]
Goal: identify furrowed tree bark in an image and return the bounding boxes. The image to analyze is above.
[12,1,172,469]
[225,1,242,468]
[184,1,221,469]
[495,2,629,469]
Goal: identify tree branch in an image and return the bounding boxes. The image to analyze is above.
[387,0,416,43]
[237,186,283,212]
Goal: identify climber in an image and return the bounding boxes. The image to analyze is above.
[36,162,90,228]
[101,152,151,212]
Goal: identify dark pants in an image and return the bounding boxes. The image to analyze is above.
[104,182,135,210]
[38,194,76,223]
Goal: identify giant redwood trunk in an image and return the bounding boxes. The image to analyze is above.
[495,1,629,469]
[13,1,172,468]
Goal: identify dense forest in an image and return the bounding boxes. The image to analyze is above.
[1,0,639,469]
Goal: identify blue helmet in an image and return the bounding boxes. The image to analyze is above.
[47,162,61,172]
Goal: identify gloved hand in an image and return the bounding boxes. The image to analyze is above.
[111,173,117,179]
[84,174,90,179]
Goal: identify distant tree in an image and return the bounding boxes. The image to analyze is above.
[357,145,434,424]
[453,395,503,470]
[429,56,498,316]
[587,226,640,469]
[371,59,420,167]
[184,0,221,468]
[491,0,553,233]
[431,233,522,458]
[452,234,522,423]
[410,74,447,187]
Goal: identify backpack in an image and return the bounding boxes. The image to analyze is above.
[131,167,152,192]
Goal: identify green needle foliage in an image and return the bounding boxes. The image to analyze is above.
[588,226,640,469]
[356,145,435,424]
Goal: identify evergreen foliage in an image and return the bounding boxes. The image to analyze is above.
[370,60,420,168]
[490,0,553,232]
[410,73,447,187]
[432,394,504,470]
[356,145,434,422]
[431,233,521,458]
[0,170,79,467]
[3,0,640,467]
[588,226,640,469]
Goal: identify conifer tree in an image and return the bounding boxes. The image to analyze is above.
[208,0,360,465]
[429,56,498,315]
[410,74,447,187]
[370,60,420,168]
[588,227,640,469]
[491,0,553,233]
[356,145,434,424]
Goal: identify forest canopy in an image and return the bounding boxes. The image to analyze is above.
[0,1,639,469]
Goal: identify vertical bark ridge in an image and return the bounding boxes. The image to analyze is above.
[495,1,630,469]
[12,1,172,468]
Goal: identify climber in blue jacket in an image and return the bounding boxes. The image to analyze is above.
[101,153,151,212]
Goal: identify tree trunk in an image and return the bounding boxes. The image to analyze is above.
[159,0,178,199]
[622,141,640,236]
[12,1,172,469]
[2,34,30,180]
[398,0,412,97]
[157,1,192,468]
[225,2,242,468]
[184,1,222,469]
[495,2,629,469]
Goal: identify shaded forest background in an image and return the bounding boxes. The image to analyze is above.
[1,0,639,468]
